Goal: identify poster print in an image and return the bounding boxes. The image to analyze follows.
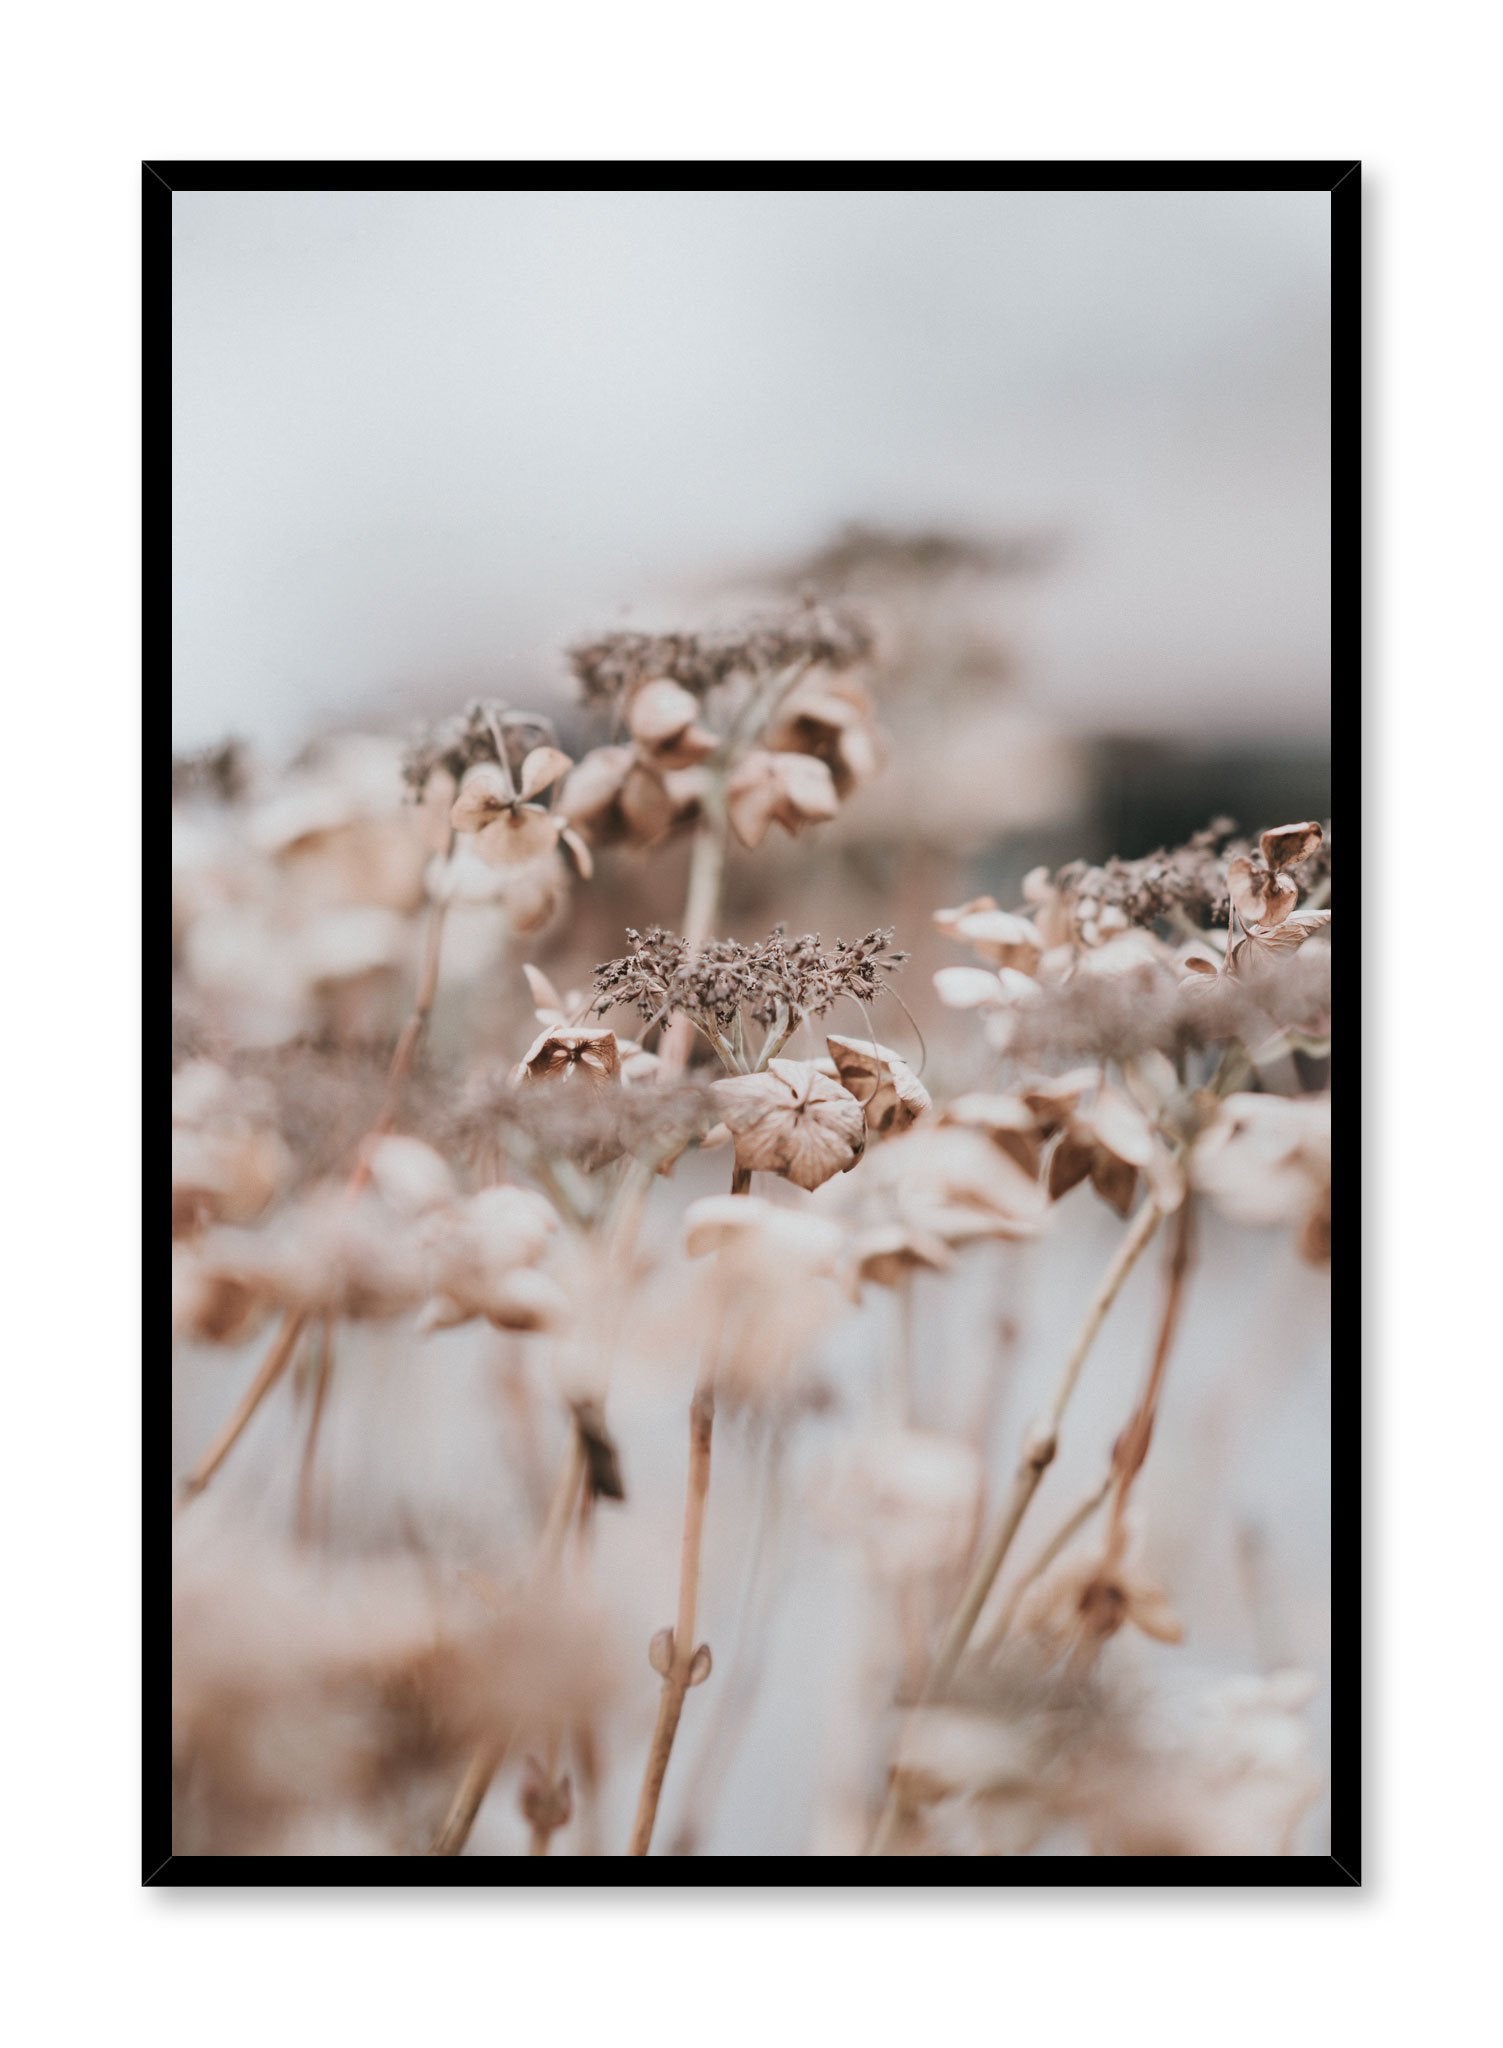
[155,164,1354,1882]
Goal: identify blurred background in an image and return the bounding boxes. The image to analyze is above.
[172,188,1331,849]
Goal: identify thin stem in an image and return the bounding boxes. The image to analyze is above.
[681,794,729,951]
[1106,1196,1196,1539]
[180,1310,309,1499]
[665,1426,784,1857]
[980,1470,1113,1654]
[866,1194,1167,1855]
[628,1380,716,1856]
[661,661,812,1074]
[431,1743,508,1858]
[352,880,453,1186]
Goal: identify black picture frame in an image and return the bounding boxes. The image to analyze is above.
[149,160,1358,1889]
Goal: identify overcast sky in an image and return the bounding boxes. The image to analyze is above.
[171,188,1330,756]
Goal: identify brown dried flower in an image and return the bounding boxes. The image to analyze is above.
[1025,1074,1184,1217]
[401,701,558,802]
[594,924,907,1046]
[714,1058,868,1191]
[764,670,886,797]
[724,747,840,849]
[1021,1526,1183,1669]
[513,1025,622,1088]
[567,603,873,708]
[450,756,592,879]
[824,1035,931,1134]
[558,744,704,850]
[625,679,718,768]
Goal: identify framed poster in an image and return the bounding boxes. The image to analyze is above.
[155,163,1353,1883]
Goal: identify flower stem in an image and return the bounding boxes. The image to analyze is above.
[980,1470,1113,1654]
[180,1310,309,1500]
[866,1194,1167,1854]
[628,1380,716,1855]
[662,793,730,1074]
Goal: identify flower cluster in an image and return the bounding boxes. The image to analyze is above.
[593,925,908,1039]
[556,603,885,857]
[567,603,873,707]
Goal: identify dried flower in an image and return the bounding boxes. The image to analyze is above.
[934,897,1044,974]
[724,747,840,849]
[849,1219,956,1289]
[514,1026,622,1088]
[824,1035,931,1134]
[625,679,718,767]
[681,1193,849,1411]
[764,670,886,796]
[450,756,592,879]
[939,1092,1043,1178]
[714,1059,867,1190]
[421,1184,563,1329]
[594,924,907,1045]
[858,1125,1049,1245]
[172,1062,291,1235]
[1192,1092,1331,1266]
[558,744,704,849]
[567,604,873,709]
[1025,1076,1184,1217]
[190,1187,436,1327]
[401,701,558,802]
[1021,1525,1183,1669]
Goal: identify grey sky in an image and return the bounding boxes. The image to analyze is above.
[171,188,1330,755]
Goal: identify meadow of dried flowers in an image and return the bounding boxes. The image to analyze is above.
[170,590,1333,1863]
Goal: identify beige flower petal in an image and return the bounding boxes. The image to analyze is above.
[724,750,839,849]
[522,962,566,1022]
[618,763,681,843]
[516,1026,622,1085]
[724,752,782,849]
[933,966,1005,1009]
[1259,821,1324,872]
[558,824,595,879]
[626,679,701,747]
[450,762,513,834]
[1227,854,1297,930]
[474,805,562,869]
[1230,908,1331,968]
[769,750,840,826]
[851,1223,956,1289]
[483,1266,569,1332]
[517,745,574,803]
[826,1034,932,1134]
[684,1193,845,1270]
[558,745,634,827]
[713,1058,867,1191]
